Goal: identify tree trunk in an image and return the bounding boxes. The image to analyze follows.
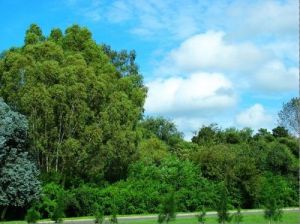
[1,206,8,220]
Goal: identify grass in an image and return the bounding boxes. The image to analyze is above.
[0,210,299,224]
[120,212,299,224]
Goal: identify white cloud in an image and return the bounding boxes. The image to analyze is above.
[145,72,236,117]
[166,31,266,73]
[255,61,298,92]
[235,104,274,129]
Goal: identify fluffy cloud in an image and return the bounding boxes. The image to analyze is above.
[235,104,274,129]
[145,72,236,117]
[157,30,298,93]
[166,31,266,73]
[255,61,298,92]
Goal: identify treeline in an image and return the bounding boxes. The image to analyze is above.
[0,24,298,221]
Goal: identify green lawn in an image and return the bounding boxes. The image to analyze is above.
[120,212,299,224]
[0,211,299,224]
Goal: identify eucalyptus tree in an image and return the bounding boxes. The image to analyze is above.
[0,24,147,183]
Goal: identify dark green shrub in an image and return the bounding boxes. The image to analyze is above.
[69,185,101,216]
[51,191,65,223]
[51,203,65,223]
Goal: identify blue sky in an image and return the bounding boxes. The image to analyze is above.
[0,0,298,139]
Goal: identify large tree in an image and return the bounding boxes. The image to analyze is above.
[0,24,147,183]
[0,98,40,220]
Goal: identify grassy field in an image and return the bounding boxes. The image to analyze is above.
[0,211,299,224]
[120,212,299,224]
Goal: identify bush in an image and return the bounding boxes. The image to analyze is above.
[69,185,101,216]
[51,203,65,223]
[37,183,66,219]
[51,191,65,223]
[25,207,41,224]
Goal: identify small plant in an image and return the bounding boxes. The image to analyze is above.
[109,204,118,224]
[216,184,231,224]
[93,203,104,224]
[264,199,283,224]
[158,191,176,223]
[232,207,243,224]
[25,207,41,224]
[196,207,206,224]
[110,213,118,224]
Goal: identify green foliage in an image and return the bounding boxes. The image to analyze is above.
[216,183,232,224]
[192,124,221,146]
[158,192,176,223]
[109,205,118,224]
[272,126,289,138]
[196,207,206,224]
[139,117,183,147]
[51,192,65,223]
[0,98,40,220]
[0,24,147,184]
[137,137,170,164]
[259,174,294,212]
[264,204,283,224]
[94,203,104,224]
[25,207,41,224]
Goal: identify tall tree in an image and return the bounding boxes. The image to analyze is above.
[0,98,40,220]
[0,24,147,183]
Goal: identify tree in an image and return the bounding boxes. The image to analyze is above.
[139,117,183,147]
[0,98,41,220]
[0,24,147,184]
[192,124,221,146]
[137,137,169,164]
[278,97,299,136]
[158,192,176,223]
[272,126,289,138]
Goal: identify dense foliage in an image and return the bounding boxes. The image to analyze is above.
[0,99,40,220]
[0,24,298,220]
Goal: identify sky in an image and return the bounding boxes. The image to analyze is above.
[0,0,299,139]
